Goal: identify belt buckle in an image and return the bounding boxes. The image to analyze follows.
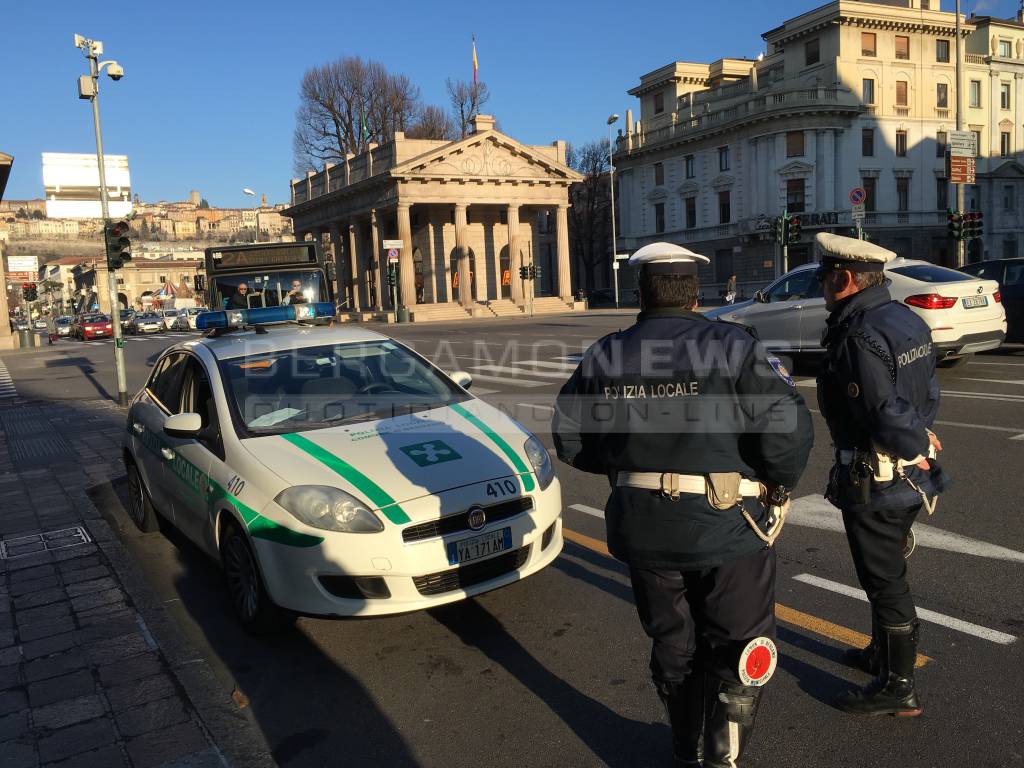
[660,473,681,501]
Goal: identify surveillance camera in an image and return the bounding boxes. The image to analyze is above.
[107,63,124,81]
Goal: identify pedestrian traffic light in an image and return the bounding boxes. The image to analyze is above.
[946,209,963,240]
[519,265,529,280]
[105,220,132,270]
[788,215,802,244]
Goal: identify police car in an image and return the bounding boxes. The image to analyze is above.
[123,303,563,632]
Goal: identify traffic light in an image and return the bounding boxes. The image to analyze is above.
[519,265,529,280]
[533,265,543,280]
[774,216,786,245]
[104,220,132,270]
[964,211,984,240]
[787,215,801,243]
[23,283,37,302]
[947,209,963,240]
[21,283,29,301]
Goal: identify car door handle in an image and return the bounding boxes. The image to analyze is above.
[132,422,145,434]
[161,447,175,461]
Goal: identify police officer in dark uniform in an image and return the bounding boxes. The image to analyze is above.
[815,233,948,717]
[553,243,813,767]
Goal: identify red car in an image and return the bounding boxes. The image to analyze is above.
[74,313,114,340]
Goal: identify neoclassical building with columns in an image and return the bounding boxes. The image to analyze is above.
[284,115,584,322]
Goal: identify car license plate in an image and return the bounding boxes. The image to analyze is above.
[447,527,512,566]
[962,295,988,309]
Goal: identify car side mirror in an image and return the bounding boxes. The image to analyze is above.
[164,412,203,439]
[449,371,473,390]
[754,289,767,303]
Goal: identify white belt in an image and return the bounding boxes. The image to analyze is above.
[837,449,924,468]
[616,472,762,497]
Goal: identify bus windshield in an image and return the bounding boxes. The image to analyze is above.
[211,270,328,310]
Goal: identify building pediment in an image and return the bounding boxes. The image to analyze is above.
[648,186,669,202]
[984,160,1024,179]
[777,160,814,179]
[710,174,735,190]
[391,132,583,184]
[676,181,700,196]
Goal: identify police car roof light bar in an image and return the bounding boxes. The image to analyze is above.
[195,302,336,331]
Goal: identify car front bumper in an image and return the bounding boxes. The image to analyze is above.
[251,477,564,617]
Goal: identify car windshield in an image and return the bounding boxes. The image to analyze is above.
[219,340,470,435]
[140,313,160,320]
[84,314,108,322]
[890,264,975,283]
[212,270,328,310]
[120,311,133,319]
[164,310,178,316]
[56,318,70,326]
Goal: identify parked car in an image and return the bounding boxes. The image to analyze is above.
[74,313,113,341]
[32,319,47,330]
[119,309,136,331]
[128,312,165,335]
[55,317,73,337]
[173,307,207,330]
[161,309,179,330]
[704,259,1006,365]
[11,318,29,332]
[961,258,1023,343]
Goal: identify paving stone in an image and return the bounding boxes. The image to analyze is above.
[114,696,188,738]
[57,558,103,577]
[125,720,208,768]
[29,669,96,708]
[75,616,139,646]
[22,630,78,661]
[33,694,105,731]
[97,653,161,688]
[38,718,117,764]
[7,552,55,572]
[106,674,176,712]
[8,564,56,585]
[19,616,76,643]
[43,744,128,768]
[0,645,22,667]
[9,574,60,598]
[154,748,223,768]
[50,546,99,565]
[0,709,30,742]
[0,664,19,692]
[64,578,117,599]
[0,689,27,716]
[84,633,148,667]
[24,650,86,683]
[70,589,123,615]
[14,587,67,611]
[17,602,70,628]
[0,628,13,648]
[0,737,36,768]
[75,604,129,626]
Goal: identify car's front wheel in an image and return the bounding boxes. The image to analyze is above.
[219,519,294,635]
[126,461,160,532]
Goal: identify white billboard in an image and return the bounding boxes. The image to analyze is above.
[42,152,133,219]
[6,255,39,274]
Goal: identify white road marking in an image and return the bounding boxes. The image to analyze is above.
[942,390,1024,403]
[466,373,548,388]
[510,359,579,371]
[793,573,1017,645]
[471,387,499,396]
[516,403,554,413]
[967,360,1024,367]
[568,503,605,519]
[473,364,574,380]
[788,494,1024,563]
[961,378,1024,386]
[0,358,17,400]
[807,407,1024,438]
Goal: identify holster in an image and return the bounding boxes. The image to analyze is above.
[831,460,872,507]
[706,473,742,510]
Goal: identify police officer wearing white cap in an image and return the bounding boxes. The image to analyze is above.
[814,232,949,717]
[552,243,813,767]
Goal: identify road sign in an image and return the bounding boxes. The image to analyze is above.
[950,130,978,158]
[387,248,399,262]
[950,156,976,185]
[852,203,866,221]
[849,187,866,205]
[382,239,403,249]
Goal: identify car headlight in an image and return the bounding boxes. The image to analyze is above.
[523,435,555,491]
[274,486,384,533]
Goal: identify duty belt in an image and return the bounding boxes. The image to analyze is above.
[615,472,762,498]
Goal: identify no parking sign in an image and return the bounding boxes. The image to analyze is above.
[850,187,866,205]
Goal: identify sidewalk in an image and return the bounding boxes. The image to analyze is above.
[0,396,264,768]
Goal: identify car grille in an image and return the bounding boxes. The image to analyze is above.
[412,545,531,596]
[401,497,533,543]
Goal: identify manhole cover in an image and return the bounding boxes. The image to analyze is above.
[0,526,92,559]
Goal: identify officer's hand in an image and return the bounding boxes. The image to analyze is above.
[916,431,942,470]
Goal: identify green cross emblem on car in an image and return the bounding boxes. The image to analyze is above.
[400,440,462,467]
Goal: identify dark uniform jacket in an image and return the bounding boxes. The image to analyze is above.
[552,307,813,570]
[817,284,949,513]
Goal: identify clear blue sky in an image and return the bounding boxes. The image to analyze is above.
[3,0,1018,208]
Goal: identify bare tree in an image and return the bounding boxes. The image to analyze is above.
[566,140,613,291]
[446,78,491,138]
[407,105,456,140]
[292,56,423,175]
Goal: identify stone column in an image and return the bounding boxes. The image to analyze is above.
[397,203,416,308]
[347,222,361,312]
[370,209,383,310]
[423,214,436,303]
[454,203,472,307]
[329,223,345,306]
[507,204,523,302]
[555,204,572,300]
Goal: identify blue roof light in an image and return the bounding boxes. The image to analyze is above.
[196,302,336,331]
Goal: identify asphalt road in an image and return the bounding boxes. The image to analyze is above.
[3,312,1023,767]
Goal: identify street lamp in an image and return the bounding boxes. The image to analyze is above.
[243,188,259,242]
[74,33,129,405]
[606,113,620,308]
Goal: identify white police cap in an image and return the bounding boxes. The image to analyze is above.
[628,242,710,276]
[815,232,896,273]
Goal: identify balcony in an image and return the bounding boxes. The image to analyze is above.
[894,107,911,117]
[966,53,987,64]
[935,108,950,119]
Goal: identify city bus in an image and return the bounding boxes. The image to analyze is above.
[202,242,336,312]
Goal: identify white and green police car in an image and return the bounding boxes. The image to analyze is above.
[123,303,563,632]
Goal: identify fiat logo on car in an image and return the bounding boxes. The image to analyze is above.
[467,506,487,531]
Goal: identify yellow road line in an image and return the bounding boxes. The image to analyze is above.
[562,527,931,668]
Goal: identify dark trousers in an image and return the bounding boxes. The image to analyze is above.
[842,504,921,626]
[629,548,776,685]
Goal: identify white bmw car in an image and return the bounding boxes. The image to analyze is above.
[705,259,1006,364]
[123,304,563,632]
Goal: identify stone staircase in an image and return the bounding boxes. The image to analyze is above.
[481,299,524,318]
[408,302,473,323]
[528,297,576,315]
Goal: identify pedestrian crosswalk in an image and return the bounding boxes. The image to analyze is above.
[65,331,198,346]
[429,353,581,394]
[0,357,18,401]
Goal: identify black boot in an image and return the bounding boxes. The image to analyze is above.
[703,674,763,768]
[841,615,881,675]
[835,621,923,717]
[656,676,704,767]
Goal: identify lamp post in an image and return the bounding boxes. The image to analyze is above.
[954,0,966,268]
[607,113,620,308]
[75,34,128,406]
[243,188,259,242]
